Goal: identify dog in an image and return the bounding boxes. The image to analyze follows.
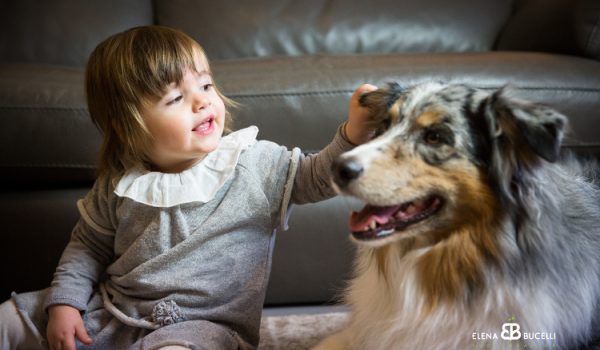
[315,82,600,350]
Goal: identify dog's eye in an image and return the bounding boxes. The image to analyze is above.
[424,130,442,145]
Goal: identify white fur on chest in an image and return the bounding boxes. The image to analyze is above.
[340,247,578,350]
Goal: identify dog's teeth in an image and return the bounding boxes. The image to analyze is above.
[379,228,395,236]
[369,221,377,230]
[404,204,418,215]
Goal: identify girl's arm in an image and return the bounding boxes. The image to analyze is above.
[43,176,117,350]
[291,84,378,204]
[43,217,115,311]
[43,175,117,312]
[44,216,113,350]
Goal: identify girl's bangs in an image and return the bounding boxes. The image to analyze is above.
[130,28,202,102]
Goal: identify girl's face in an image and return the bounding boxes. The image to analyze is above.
[141,63,226,173]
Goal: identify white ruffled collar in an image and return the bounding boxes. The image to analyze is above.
[114,126,259,207]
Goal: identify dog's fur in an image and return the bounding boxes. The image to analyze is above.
[316,82,600,350]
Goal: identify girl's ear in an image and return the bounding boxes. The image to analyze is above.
[487,88,567,163]
[358,82,404,136]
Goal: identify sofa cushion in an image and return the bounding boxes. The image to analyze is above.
[0,0,153,66]
[2,52,600,185]
[0,187,84,299]
[156,0,512,60]
[575,0,600,60]
[496,0,600,60]
[0,64,98,183]
[215,53,600,151]
[1,54,600,306]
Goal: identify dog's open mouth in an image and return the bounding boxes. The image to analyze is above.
[349,195,443,240]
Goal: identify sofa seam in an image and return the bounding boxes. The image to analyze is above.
[498,86,600,92]
[2,148,600,170]
[0,163,96,169]
[227,86,600,99]
[1,87,599,106]
[227,90,354,99]
[0,106,87,111]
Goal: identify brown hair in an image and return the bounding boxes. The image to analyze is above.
[85,25,235,176]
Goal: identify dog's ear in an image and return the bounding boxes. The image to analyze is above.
[359,82,404,136]
[482,88,568,211]
[487,88,567,163]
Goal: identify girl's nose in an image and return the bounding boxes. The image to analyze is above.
[192,94,210,113]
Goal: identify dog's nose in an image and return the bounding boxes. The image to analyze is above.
[332,157,364,187]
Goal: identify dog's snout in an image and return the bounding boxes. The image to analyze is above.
[332,157,364,187]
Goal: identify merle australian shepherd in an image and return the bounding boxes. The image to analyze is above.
[315,82,600,350]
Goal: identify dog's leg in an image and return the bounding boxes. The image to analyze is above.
[312,331,350,350]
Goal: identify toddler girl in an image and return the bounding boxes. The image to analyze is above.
[0,25,377,350]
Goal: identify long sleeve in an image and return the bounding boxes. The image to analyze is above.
[290,123,355,204]
[43,176,118,312]
[236,124,354,230]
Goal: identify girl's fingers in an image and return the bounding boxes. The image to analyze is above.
[75,323,93,345]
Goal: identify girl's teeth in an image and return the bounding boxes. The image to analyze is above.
[196,119,212,131]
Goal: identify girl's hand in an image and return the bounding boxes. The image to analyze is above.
[47,304,93,350]
[344,84,379,145]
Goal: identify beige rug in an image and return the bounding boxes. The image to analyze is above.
[258,312,348,349]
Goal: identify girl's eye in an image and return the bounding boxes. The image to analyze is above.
[166,95,183,106]
[203,84,213,92]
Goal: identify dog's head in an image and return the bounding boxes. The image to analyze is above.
[333,82,567,248]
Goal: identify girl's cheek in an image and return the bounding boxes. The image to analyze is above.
[219,100,226,118]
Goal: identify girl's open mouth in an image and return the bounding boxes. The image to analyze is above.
[192,116,215,136]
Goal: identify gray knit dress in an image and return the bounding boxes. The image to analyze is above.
[11,126,353,350]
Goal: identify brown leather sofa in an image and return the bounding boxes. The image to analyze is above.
[1,0,599,312]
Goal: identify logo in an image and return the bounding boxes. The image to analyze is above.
[501,316,521,340]
[472,315,558,349]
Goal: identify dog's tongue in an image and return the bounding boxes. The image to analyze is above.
[349,205,401,232]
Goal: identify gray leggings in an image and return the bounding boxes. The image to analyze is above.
[0,299,191,350]
[0,299,45,350]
